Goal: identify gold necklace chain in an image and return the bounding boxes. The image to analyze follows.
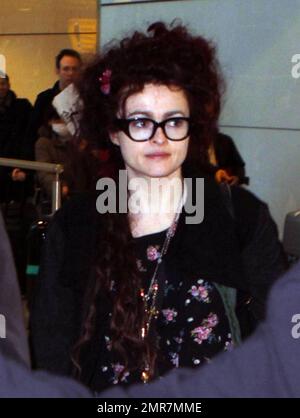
[140,188,184,383]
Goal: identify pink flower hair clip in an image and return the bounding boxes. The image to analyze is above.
[99,69,112,95]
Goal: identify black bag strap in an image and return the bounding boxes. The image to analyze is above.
[219,182,235,219]
[219,183,261,338]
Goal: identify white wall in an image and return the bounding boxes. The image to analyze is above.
[99,0,300,236]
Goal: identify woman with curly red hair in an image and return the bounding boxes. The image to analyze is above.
[31,21,285,392]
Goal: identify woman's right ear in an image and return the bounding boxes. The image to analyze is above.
[109,131,120,146]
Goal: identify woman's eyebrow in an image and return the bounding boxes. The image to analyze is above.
[126,110,187,118]
[126,110,153,118]
[163,110,187,118]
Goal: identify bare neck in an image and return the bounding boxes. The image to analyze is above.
[127,170,184,238]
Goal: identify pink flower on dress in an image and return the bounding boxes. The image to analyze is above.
[162,308,178,323]
[111,363,130,384]
[147,245,161,261]
[188,284,210,303]
[191,313,219,345]
[205,313,219,328]
[113,363,124,374]
[191,326,212,344]
[191,285,208,298]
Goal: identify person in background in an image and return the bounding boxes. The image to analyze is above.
[26,49,82,155]
[208,131,248,185]
[0,74,35,294]
[35,106,89,208]
[0,74,32,202]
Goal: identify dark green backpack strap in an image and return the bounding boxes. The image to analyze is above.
[214,283,242,346]
[216,183,242,344]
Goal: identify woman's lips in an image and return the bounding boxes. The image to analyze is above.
[145,152,171,159]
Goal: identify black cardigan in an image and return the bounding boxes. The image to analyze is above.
[30,176,286,383]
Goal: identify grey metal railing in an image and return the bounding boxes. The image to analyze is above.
[0,157,64,213]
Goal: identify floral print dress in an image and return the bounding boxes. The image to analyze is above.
[92,229,234,391]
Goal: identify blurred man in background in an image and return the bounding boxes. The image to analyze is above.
[26,49,82,154]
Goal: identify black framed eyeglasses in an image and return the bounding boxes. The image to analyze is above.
[114,117,191,142]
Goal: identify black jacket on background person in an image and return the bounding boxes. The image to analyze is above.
[214,133,246,180]
[0,90,32,202]
[31,173,286,390]
[206,133,248,185]
[26,81,60,158]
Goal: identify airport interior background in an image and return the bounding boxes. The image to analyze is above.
[0,0,300,238]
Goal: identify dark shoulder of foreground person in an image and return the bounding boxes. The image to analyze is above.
[0,348,92,398]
